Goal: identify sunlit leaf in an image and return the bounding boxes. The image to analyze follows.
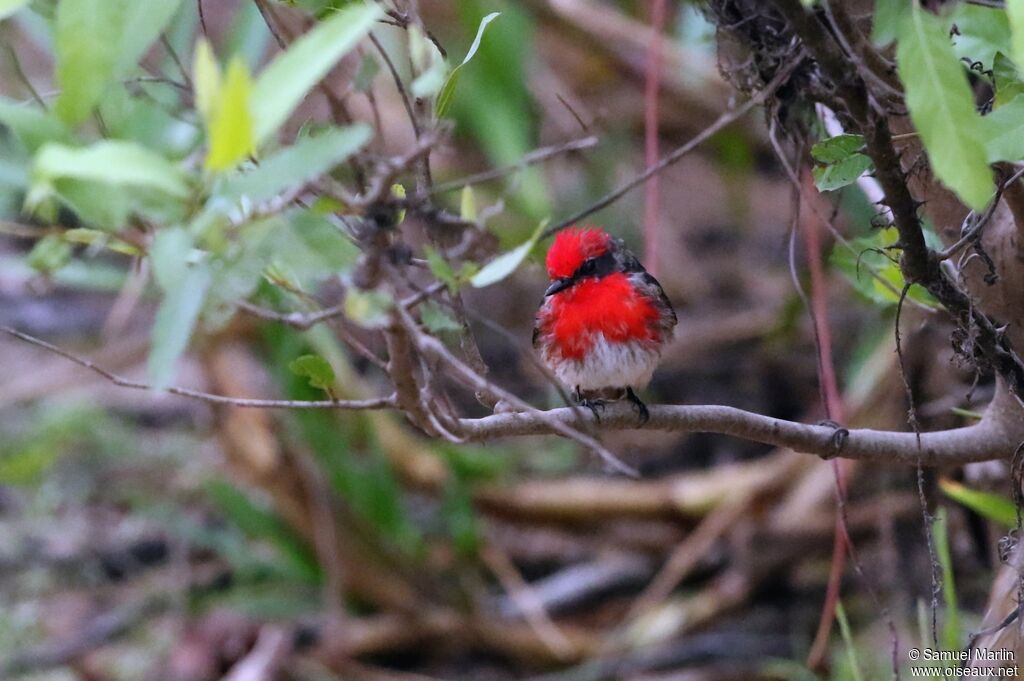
[951,3,1011,71]
[192,38,221,121]
[897,5,993,210]
[435,11,500,117]
[940,479,1017,528]
[471,218,547,288]
[205,58,255,171]
[460,186,477,221]
[250,3,381,146]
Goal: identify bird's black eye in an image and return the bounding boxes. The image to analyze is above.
[580,259,596,275]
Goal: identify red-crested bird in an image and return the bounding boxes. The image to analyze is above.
[533,226,677,423]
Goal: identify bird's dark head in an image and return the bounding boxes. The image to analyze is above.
[544,226,636,296]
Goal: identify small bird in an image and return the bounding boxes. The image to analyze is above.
[533,226,677,423]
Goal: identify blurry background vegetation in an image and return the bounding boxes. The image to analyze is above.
[0,1,1017,679]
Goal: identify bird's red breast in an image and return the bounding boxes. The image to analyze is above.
[536,271,665,361]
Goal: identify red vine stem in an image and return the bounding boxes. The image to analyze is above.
[800,171,855,671]
[643,0,667,277]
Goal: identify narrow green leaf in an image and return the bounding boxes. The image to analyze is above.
[471,218,547,288]
[192,39,221,121]
[148,229,210,389]
[288,354,336,391]
[206,479,321,582]
[460,186,477,221]
[205,58,255,171]
[33,141,190,198]
[897,5,993,210]
[54,0,183,125]
[435,12,501,118]
[933,508,961,651]
[220,124,371,203]
[940,478,1017,527]
[251,3,382,146]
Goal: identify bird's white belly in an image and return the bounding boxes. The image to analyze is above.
[547,335,661,391]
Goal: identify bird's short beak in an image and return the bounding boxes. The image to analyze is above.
[545,278,572,297]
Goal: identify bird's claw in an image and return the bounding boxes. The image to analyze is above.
[579,398,607,422]
[817,419,849,459]
[626,388,650,426]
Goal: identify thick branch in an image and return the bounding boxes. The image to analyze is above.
[459,402,1020,467]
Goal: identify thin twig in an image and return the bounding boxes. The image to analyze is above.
[541,56,803,238]
[2,326,396,410]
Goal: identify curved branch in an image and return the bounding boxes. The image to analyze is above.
[459,402,1020,466]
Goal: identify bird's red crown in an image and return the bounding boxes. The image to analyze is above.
[545,227,610,280]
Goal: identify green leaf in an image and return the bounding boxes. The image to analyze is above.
[220,124,371,203]
[993,52,1024,107]
[812,153,873,191]
[460,186,477,221]
[54,0,183,125]
[951,3,1011,71]
[436,12,501,118]
[420,301,461,334]
[250,3,382,146]
[0,98,72,153]
[471,218,547,288]
[206,57,255,171]
[872,0,909,47]
[288,354,336,391]
[810,133,865,163]
[983,93,1024,162]
[933,508,961,652]
[0,0,29,20]
[192,39,221,121]
[33,141,190,198]
[1008,0,1024,71]
[424,244,459,293]
[409,26,447,98]
[830,230,940,309]
[148,229,211,389]
[940,478,1017,527]
[206,479,321,582]
[26,234,72,273]
[897,5,993,210]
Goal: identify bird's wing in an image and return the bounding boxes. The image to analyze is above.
[633,270,678,335]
